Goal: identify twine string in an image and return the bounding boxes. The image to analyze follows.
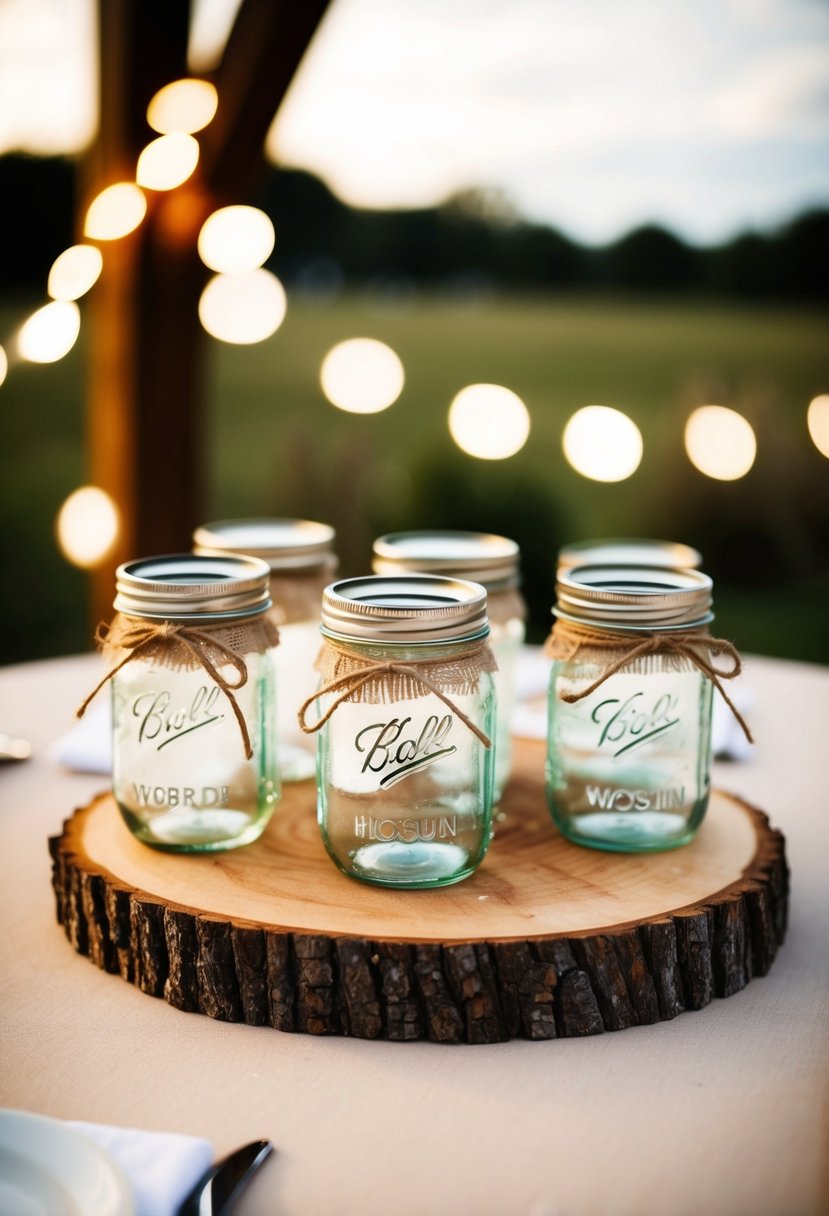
[77,619,255,759]
[545,621,753,744]
[298,641,493,748]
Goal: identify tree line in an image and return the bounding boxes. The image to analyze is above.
[1,153,826,300]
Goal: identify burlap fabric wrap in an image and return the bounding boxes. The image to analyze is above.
[268,570,333,626]
[545,618,753,743]
[487,587,527,629]
[298,639,498,747]
[77,613,280,759]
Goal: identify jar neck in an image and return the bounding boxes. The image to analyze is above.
[552,612,712,637]
[118,606,272,628]
[320,634,490,663]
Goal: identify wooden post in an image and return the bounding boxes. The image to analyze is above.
[86,0,331,624]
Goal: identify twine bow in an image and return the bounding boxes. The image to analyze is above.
[545,621,753,744]
[77,619,255,759]
[298,642,493,748]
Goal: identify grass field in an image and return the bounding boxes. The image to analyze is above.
[2,291,828,664]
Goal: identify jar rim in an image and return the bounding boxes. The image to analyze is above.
[555,564,713,630]
[372,529,520,588]
[114,553,272,621]
[321,574,490,644]
[193,517,337,573]
[557,537,702,573]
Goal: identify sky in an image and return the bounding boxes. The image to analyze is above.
[1,0,828,243]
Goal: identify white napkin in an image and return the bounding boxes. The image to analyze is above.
[51,697,112,774]
[710,685,754,762]
[68,1121,213,1216]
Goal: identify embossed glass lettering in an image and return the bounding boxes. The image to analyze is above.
[355,714,457,787]
[592,690,680,757]
[132,685,223,750]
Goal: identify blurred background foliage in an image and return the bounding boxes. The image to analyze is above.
[3,154,828,300]
[1,155,826,665]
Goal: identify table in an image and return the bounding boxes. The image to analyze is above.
[1,652,827,1216]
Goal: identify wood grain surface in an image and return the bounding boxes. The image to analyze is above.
[50,739,788,1043]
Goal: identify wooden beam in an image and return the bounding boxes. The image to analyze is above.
[201,0,333,199]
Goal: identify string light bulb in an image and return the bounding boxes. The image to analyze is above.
[84,183,147,240]
[562,406,643,481]
[47,245,103,301]
[17,301,81,363]
[684,405,756,480]
[320,339,405,414]
[56,486,120,568]
[146,78,218,135]
[198,206,275,273]
[448,384,530,459]
[198,270,287,344]
[136,134,199,191]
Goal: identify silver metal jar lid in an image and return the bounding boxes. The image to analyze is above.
[557,537,702,573]
[555,565,713,632]
[193,518,337,573]
[114,554,272,622]
[372,530,520,588]
[321,575,490,645]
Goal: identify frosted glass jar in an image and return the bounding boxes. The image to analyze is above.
[194,518,337,782]
[546,565,715,853]
[304,575,496,888]
[106,555,280,852]
[372,531,526,801]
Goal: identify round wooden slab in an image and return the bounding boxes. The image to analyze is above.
[49,739,788,1044]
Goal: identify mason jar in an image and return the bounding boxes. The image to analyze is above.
[546,565,715,852]
[105,554,280,851]
[372,531,526,801]
[557,538,702,575]
[303,575,497,888]
[193,518,337,782]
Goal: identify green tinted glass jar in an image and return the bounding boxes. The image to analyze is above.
[372,531,526,802]
[546,565,715,852]
[306,575,496,888]
[108,554,280,851]
[194,518,337,783]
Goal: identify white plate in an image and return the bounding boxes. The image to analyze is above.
[0,1110,133,1216]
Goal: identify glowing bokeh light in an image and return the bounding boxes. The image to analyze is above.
[47,245,103,301]
[17,301,81,363]
[806,394,829,459]
[447,383,530,459]
[136,133,200,191]
[146,78,218,135]
[198,206,275,273]
[198,270,287,344]
[562,405,643,482]
[56,486,120,569]
[0,346,7,388]
[684,405,756,480]
[320,338,405,414]
[84,183,147,240]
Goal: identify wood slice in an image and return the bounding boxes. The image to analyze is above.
[49,739,788,1044]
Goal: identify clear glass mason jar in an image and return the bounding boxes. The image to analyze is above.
[108,554,280,851]
[546,565,715,852]
[557,537,702,575]
[307,575,496,888]
[193,518,337,782]
[372,531,526,802]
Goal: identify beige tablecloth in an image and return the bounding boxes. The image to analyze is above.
[0,652,827,1216]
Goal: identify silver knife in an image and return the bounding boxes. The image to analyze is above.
[177,1140,273,1216]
